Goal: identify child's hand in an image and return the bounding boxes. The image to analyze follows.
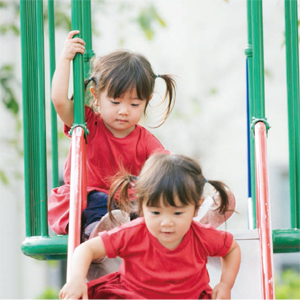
[211,282,231,299]
[59,279,88,300]
[61,30,85,62]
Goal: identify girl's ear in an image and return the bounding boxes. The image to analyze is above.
[148,94,153,101]
[194,197,205,217]
[90,87,97,99]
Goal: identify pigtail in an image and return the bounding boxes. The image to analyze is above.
[206,180,230,215]
[70,77,95,101]
[108,174,137,222]
[155,74,176,127]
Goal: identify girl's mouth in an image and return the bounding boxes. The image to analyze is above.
[161,231,173,235]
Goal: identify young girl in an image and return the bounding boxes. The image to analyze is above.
[48,30,176,237]
[59,153,241,300]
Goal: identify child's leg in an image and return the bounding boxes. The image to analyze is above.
[82,191,109,241]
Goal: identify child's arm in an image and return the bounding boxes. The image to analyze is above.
[51,30,85,128]
[59,236,107,300]
[212,239,241,299]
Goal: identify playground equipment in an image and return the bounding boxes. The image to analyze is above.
[19,0,299,299]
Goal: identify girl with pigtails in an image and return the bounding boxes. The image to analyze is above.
[59,153,241,300]
[48,30,176,238]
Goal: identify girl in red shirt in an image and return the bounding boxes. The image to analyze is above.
[48,30,176,237]
[59,153,241,299]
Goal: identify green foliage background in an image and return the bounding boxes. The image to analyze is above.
[275,269,300,300]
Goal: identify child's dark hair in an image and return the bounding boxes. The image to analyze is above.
[108,153,231,220]
[83,50,176,126]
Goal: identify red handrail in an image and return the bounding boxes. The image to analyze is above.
[67,127,87,280]
[254,121,275,299]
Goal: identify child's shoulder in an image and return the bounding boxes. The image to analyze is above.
[191,220,234,246]
[107,217,146,235]
[191,220,227,234]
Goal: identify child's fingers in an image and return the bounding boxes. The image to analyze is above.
[74,45,85,55]
[71,37,86,46]
[64,40,85,55]
[82,290,89,300]
[59,289,65,299]
[67,30,80,39]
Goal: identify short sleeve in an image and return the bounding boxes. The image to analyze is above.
[98,218,145,258]
[99,230,122,258]
[143,131,167,158]
[206,228,233,257]
[193,222,234,258]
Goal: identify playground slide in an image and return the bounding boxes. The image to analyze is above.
[65,121,273,299]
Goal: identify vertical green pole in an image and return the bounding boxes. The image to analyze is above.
[82,0,95,80]
[284,0,300,229]
[245,0,257,229]
[251,0,266,118]
[36,0,48,237]
[20,0,41,237]
[48,0,59,189]
[71,0,85,125]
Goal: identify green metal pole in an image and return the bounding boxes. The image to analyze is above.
[284,0,300,229]
[20,0,41,237]
[36,0,48,237]
[82,0,95,80]
[245,0,257,229]
[48,0,59,189]
[71,0,85,125]
[250,0,266,119]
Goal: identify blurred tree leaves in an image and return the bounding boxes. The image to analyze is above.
[136,5,166,40]
[0,64,19,115]
[37,287,60,299]
[0,0,20,35]
[275,269,300,299]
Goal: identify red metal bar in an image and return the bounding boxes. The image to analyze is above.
[254,122,274,299]
[67,127,87,280]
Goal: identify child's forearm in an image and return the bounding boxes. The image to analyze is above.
[69,237,107,280]
[211,240,241,299]
[68,242,94,281]
[51,56,71,107]
[60,237,107,299]
[51,30,85,127]
[220,240,241,288]
[51,56,74,127]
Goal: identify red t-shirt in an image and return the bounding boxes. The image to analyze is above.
[48,107,164,234]
[64,106,164,192]
[88,218,233,299]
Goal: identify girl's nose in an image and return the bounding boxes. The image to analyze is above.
[161,217,173,227]
[118,106,129,115]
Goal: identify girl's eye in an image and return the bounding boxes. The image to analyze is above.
[110,100,119,105]
[131,103,139,107]
[174,212,183,216]
[151,211,160,215]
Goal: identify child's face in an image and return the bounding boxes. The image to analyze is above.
[94,88,146,138]
[143,196,198,250]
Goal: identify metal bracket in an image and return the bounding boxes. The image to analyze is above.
[69,123,90,143]
[250,117,271,137]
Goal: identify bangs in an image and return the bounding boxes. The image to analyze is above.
[105,56,153,101]
[143,169,197,208]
